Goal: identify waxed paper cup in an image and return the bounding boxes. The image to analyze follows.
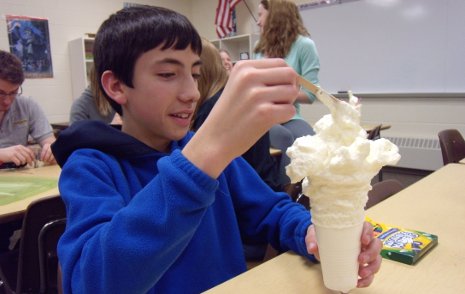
[315,222,364,293]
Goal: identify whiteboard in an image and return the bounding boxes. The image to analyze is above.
[300,0,465,94]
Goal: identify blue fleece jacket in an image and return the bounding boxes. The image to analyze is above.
[52,121,314,294]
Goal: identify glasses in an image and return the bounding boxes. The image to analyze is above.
[0,86,22,100]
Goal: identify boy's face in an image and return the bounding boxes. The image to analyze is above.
[118,46,201,152]
[0,79,21,113]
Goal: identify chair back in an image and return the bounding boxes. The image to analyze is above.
[366,179,403,209]
[38,218,66,294]
[17,195,66,293]
[438,129,465,165]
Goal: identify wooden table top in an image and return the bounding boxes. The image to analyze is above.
[0,164,61,224]
[205,163,465,293]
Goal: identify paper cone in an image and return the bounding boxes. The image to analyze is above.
[315,223,364,293]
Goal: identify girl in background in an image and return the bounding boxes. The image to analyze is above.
[219,48,233,74]
[254,0,320,186]
[69,66,121,125]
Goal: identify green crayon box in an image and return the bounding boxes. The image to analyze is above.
[366,217,438,265]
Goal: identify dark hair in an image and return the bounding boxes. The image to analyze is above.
[93,5,202,115]
[0,50,25,85]
[260,0,269,10]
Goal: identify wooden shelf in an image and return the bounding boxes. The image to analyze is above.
[210,34,259,63]
[69,37,95,99]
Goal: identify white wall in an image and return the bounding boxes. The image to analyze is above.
[0,0,192,123]
[204,0,465,143]
[1,0,464,146]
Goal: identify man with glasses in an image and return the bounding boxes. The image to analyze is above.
[0,50,56,169]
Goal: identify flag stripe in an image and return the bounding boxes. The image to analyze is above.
[215,0,241,38]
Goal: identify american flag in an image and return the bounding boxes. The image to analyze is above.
[215,0,241,38]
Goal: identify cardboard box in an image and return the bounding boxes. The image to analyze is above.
[366,217,438,265]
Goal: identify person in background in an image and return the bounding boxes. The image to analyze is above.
[51,6,381,293]
[0,49,56,168]
[69,66,121,125]
[0,49,56,253]
[219,48,233,73]
[254,0,320,187]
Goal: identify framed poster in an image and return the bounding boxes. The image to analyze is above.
[6,15,53,78]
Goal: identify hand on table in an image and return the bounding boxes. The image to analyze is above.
[305,222,382,288]
[39,143,56,164]
[0,144,35,166]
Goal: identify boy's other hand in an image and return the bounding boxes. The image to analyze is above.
[0,145,35,166]
[305,222,382,288]
[185,59,298,178]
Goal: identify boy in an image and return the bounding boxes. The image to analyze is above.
[0,50,56,168]
[52,6,381,293]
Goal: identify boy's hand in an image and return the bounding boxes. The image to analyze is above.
[39,136,57,164]
[305,222,382,288]
[184,59,299,178]
[39,143,56,164]
[0,145,35,166]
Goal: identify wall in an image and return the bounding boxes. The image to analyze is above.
[1,0,463,170]
[299,1,465,156]
[201,0,464,171]
[192,0,260,40]
[300,0,465,94]
[0,0,191,123]
[229,0,465,170]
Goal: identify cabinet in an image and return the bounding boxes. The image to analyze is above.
[211,34,259,63]
[68,36,95,99]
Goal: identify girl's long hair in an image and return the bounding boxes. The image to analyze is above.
[254,0,310,58]
[197,37,229,104]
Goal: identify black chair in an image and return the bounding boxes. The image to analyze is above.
[38,218,66,294]
[366,179,403,209]
[438,129,465,165]
[0,195,66,294]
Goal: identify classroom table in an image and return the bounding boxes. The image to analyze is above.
[204,163,465,293]
[0,164,61,224]
[459,158,465,164]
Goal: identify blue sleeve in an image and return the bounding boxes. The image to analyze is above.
[58,149,218,293]
[223,157,316,261]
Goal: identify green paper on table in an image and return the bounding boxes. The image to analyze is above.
[366,216,438,265]
[0,176,58,206]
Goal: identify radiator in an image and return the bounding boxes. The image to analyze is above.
[384,136,442,171]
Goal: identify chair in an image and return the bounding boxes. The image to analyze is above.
[38,218,66,294]
[366,179,404,209]
[438,129,465,165]
[0,195,66,294]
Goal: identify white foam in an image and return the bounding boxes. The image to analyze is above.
[286,93,400,228]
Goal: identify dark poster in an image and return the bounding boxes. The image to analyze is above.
[6,15,53,78]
